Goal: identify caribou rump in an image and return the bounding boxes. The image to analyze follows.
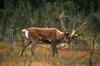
[20,27,75,57]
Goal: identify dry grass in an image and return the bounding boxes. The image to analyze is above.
[0,43,100,66]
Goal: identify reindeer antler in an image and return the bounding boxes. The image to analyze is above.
[59,10,66,32]
[75,22,87,31]
[70,21,87,36]
[59,8,87,37]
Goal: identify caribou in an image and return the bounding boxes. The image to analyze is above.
[20,27,79,57]
[19,10,87,57]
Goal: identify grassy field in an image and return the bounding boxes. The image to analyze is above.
[0,42,100,66]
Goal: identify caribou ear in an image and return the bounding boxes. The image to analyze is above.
[73,34,80,39]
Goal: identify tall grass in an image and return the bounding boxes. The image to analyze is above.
[0,42,100,66]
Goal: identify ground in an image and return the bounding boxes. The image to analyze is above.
[0,43,100,66]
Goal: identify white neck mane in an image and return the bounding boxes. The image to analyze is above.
[56,29,64,35]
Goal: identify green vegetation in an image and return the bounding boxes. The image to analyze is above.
[0,0,100,43]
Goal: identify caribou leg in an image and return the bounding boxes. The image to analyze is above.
[31,39,38,56]
[51,40,58,57]
[20,40,32,57]
[26,39,38,66]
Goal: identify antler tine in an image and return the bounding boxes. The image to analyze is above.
[69,21,87,37]
[59,10,66,32]
[70,30,76,36]
[76,21,87,31]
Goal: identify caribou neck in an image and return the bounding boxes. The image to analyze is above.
[56,30,65,41]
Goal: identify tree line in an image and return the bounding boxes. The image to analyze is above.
[0,0,100,47]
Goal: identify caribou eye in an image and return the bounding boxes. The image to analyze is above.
[65,32,70,36]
